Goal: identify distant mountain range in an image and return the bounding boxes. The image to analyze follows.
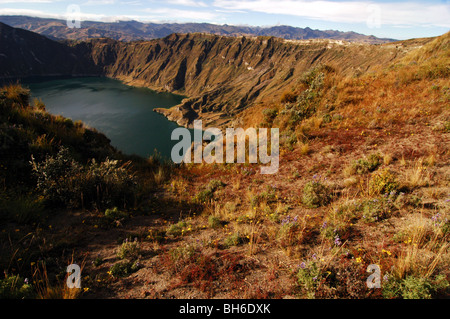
[0,15,396,44]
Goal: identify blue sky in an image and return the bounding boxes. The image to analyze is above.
[0,0,448,39]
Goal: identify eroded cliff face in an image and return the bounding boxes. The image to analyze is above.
[79,33,407,128]
[1,22,412,129]
[0,22,98,78]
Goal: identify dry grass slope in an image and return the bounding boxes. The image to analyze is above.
[0,32,449,299]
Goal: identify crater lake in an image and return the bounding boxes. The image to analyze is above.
[24,77,186,159]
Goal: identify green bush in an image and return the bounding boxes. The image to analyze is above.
[322,113,332,124]
[105,207,129,221]
[361,196,396,223]
[30,147,84,207]
[208,215,222,229]
[207,179,226,190]
[109,261,140,278]
[224,232,245,248]
[194,179,225,203]
[116,238,140,261]
[288,89,319,124]
[383,275,449,299]
[85,157,137,208]
[283,66,329,127]
[168,245,196,262]
[300,65,328,87]
[166,221,188,237]
[369,169,399,195]
[444,121,450,132]
[297,260,322,299]
[401,276,434,299]
[337,193,398,224]
[249,186,277,208]
[262,108,278,123]
[282,131,298,150]
[352,154,382,174]
[194,188,214,203]
[302,179,331,208]
[0,275,34,299]
[31,147,136,209]
[320,222,348,243]
[277,216,303,246]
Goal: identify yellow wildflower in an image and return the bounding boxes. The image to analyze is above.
[382,249,392,256]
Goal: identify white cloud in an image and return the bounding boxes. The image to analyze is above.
[83,0,116,6]
[212,0,450,28]
[0,0,58,3]
[0,7,207,23]
[0,8,60,19]
[142,7,219,21]
[164,0,208,7]
[1,0,447,31]
[0,8,108,21]
[119,0,142,5]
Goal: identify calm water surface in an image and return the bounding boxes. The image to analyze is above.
[25,77,185,159]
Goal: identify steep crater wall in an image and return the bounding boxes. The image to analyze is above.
[1,22,414,128]
[79,33,407,128]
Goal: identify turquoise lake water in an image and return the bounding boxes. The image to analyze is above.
[25,77,186,159]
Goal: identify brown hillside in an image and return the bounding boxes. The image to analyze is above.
[78,33,427,128]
